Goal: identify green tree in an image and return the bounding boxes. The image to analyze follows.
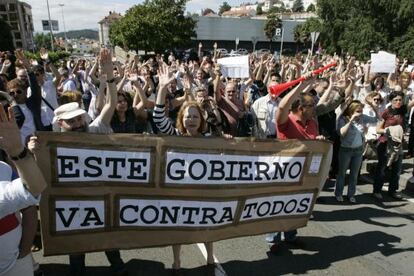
[267,6,287,14]
[306,3,316,12]
[264,13,282,49]
[0,19,14,51]
[109,0,196,53]
[391,26,414,60]
[219,1,231,15]
[293,17,322,51]
[292,0,304,12]
[300,0,414,59]
[34,33,52,50]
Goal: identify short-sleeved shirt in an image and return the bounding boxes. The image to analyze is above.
[277,113,319,140]
[1,177,40,275]
[379,106,407,143]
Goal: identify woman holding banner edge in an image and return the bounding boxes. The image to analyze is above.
[153,62,221,276]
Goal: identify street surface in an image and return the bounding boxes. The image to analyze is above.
[34,165,414,276]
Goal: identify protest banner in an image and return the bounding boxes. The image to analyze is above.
[35,132,332,256]
[217,56,250,78]
[371,51,396,73]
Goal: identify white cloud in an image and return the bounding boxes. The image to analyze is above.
[24,0,245,32]
[25,0,133,32]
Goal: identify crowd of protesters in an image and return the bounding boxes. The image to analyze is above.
[1,45,414,276]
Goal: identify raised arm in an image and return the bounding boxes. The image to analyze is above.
[153,63,176,135]
[40,48,61,86]
[0,104,46,196]
[96,49,117,125]
[276,78,309,125]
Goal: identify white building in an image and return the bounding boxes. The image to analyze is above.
[71,39,98,54]
[0,0,34,50]
[98,11,121,47]
[262,0,316,12]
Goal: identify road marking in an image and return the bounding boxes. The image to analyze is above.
[196,243,227,276]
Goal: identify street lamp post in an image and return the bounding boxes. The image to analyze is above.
[45,0,54,51]
[59,3,68,52]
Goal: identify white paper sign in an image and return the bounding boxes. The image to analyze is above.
[240,193,314,221]
[119,199,238,227]
[57,147,151,183]
[217,56,250,78]
[309,155,322,174]
[165,152,306,185]
[55,200,105,232]
[371,51,396,73]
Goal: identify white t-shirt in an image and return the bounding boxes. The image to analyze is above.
[28,80,59,127]
[62,78,77,92]
[0,165,39,275]
[17,104,36,145]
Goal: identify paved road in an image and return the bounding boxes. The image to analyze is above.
[34,174,414,276]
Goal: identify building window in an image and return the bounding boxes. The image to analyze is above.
[1,14,8,21]
[10,22,18,30]
[14,32,21,39]
[16,41,22,48]
[8,3,16,11]
[0,4,6,11]
[9,13,18,21]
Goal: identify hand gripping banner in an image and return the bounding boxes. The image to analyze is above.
[35,132,332,256]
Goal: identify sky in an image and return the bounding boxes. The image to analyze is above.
[24,0,250,32]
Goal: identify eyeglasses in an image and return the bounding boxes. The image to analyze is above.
[9,90,23,97]
[226,90,236,93]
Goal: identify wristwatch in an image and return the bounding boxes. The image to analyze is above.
[9,147,29,161]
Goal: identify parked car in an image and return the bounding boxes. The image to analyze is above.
[229,50,241,57]
[255,49,271,56]
[237,48,249,55]
[216,48,229,56]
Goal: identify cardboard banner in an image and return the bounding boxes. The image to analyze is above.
[35,132,332,256]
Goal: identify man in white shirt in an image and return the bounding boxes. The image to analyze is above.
[27,65,59,130]
[0,103,47,276]
[28,49,127,276]
[251,75,281,139]
[57,68,77,93]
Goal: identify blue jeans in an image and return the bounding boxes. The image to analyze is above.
[266,230,298,243]
[374,142,403,194]
[335,146,363,197]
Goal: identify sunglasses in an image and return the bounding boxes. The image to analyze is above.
[9,90,24,97]
[373,98,382,102]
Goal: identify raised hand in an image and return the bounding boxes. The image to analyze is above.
[157,63,175,89]
[0,104,24,157]
[15,49,30,69]
[99,48,113,76]
[40,48,49,61]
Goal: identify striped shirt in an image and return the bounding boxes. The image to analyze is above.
[153,104,179,135]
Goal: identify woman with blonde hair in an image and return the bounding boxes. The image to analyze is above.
[153,63,220,275]
[335,100,379,203]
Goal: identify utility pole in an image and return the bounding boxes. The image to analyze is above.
[46,0,54,51]
[59,4,68,52]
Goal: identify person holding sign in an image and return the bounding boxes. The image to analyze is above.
[28,49,127,276]
[0,103,47,276]
[153,63,219,275]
